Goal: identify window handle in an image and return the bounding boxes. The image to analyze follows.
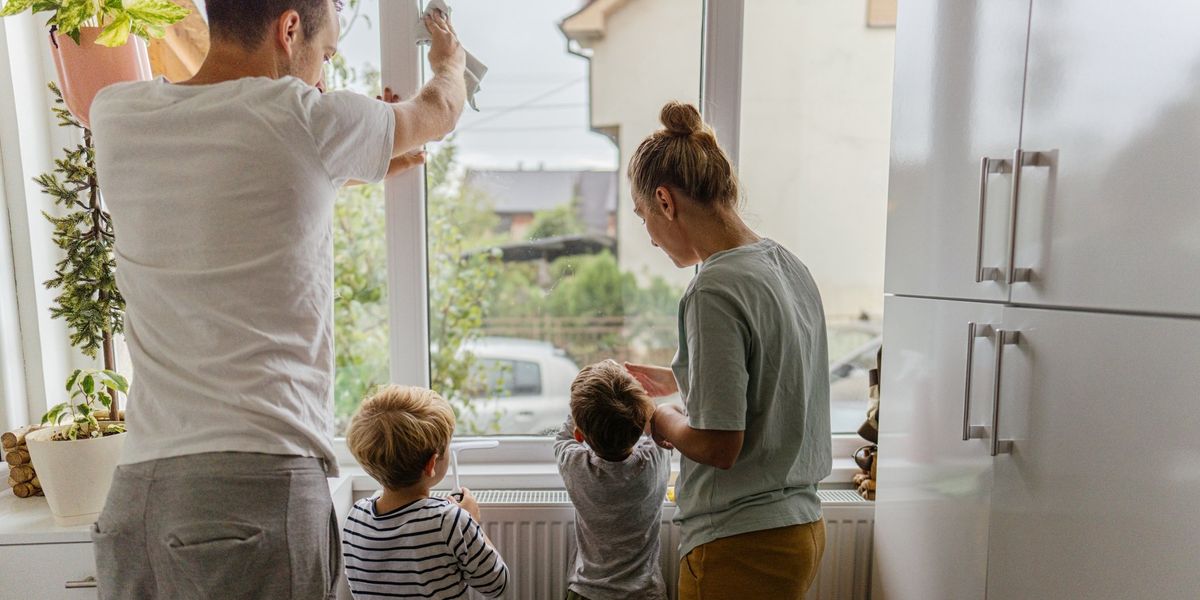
[963,322,994,440]
[975,157,1010,282]
[990,330,1020,456]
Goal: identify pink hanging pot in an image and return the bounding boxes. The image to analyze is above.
[49,26,152,130]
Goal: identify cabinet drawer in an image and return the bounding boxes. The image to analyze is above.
[0,542,97,599]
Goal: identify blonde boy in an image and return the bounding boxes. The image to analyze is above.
[556,360,672,600]
[344,386,508,599]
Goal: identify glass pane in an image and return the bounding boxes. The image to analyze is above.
[739,0,894,433]
[426,0,703,435]
[327,0,386,435]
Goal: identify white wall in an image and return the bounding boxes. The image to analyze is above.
[579,0,894,318]
[583,0,703,290]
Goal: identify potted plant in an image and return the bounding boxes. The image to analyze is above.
[19,83,127,524]
[24,369,128,525]
[0,0,190,127]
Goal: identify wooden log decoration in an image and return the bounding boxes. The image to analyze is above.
[9,464,34,484]
[5,447,30,467]
[12,481,38,498]
[1,425,40,450]
[94,409,126,421]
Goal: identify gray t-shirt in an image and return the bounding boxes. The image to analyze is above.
[671,238,832,558]
[554,421,671,600]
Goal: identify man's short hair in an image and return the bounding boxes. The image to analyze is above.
[204,0,342,47]
[346,385,456,490]
[570,361,654,460]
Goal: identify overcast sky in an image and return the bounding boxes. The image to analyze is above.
[192,0,614,170]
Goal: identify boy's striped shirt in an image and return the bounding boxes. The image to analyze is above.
[342,496,508,599]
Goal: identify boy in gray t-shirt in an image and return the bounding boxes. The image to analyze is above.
[554,360,672,600]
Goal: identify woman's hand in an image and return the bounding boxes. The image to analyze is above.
[650,404,682,450]
[625,362,679,397]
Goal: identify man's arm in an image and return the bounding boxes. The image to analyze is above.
[652,404,744,470]
[391,10,467,156]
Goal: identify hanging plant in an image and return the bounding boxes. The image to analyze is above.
[37,81,125,364]
[0,0,189,47]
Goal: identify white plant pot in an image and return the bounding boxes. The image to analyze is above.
[25,427,125,527]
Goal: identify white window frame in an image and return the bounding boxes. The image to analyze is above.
[335,0,866,487]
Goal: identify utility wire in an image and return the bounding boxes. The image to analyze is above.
[458,77,587,132]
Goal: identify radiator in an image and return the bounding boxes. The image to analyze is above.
[460,489,875,600]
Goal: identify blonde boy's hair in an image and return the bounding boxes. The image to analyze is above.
[346,385,456,490]
[570,361,654,461]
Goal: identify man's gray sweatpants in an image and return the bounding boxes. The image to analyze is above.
[91,452,342,599]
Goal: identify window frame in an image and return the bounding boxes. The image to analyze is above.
[353,0,865,485]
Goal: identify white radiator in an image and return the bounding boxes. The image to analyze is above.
[459,489,875,600]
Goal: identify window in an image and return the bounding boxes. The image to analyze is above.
[737,0,894,433]
[418,0,703,436]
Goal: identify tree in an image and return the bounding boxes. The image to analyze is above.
[526,199,585,240]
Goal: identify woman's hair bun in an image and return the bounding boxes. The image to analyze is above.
[660,101,704,137]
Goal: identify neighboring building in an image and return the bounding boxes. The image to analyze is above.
[560,0,895,319]
[465,168,617,240]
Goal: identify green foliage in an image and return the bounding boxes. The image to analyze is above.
[0,0,189,47]
[525,200,585,241]
[42,368,127,440]
[39,82,124,361]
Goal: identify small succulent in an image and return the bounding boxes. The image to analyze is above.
[42,368,129,441]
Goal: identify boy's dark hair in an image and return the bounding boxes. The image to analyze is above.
[570,361,654,461]
[205,0,343,48]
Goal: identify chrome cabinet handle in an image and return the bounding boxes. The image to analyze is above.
[975,157,1011,282]
[65,576,97,589]
[1006,150,1053,284]
[990,330,1020,456]
[962,321,994,440]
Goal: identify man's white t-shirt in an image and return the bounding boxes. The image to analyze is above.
[90,76,396,475]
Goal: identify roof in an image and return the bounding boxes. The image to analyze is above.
[464,169,617,233]
[464,234,616,263]
[559,0,632,43]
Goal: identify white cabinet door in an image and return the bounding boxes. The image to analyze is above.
[884,0,1030,302]
[0,542,97,598]
[1011,1,1200,316]
[872,296,1003,600]
[985,307,1200,599]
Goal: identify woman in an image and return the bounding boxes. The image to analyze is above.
[625,102,832,599]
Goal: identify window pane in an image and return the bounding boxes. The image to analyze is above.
[426,0,702,435]
[328,0,386,435]
[739,0,894,433]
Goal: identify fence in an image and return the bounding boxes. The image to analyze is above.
[480,314,677,367]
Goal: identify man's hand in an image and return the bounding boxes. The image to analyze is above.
[625,363,679,397]
[425,9,465,76]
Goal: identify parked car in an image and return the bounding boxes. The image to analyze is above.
[459,337,579,435]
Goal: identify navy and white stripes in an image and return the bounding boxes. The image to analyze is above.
[343,497,509,599]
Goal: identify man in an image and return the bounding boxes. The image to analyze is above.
[87,1,466,597]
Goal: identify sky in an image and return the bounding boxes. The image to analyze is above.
[338,0,617,171]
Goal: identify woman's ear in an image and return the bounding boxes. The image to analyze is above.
[655,186,677,221]
[424,452,440,478]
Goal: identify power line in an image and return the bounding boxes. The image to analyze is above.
[459,77,587,132]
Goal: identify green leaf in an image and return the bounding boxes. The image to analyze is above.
[97,391,111,409]
[81,373,94,396]
[65,368,81,393]
[0,0,36,17]
[122,0,186,29]
[94,12,130,47]
[100,370,128,391]
[42,402,69,425]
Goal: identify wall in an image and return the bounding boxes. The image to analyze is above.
[578,0,894,318]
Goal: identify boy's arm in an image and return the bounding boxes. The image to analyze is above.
[444,506,508,598]
[553,417,583,462]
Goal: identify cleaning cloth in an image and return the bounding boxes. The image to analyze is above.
[415,0,488,111]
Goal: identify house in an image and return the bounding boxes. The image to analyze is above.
[464,167,617,240]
